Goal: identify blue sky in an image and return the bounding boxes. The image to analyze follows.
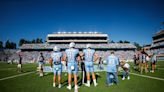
[0,0,164,46]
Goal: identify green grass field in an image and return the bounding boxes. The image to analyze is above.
[0,61,164,92]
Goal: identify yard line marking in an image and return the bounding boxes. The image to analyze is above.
[0,71,35,81]
[0,66,36,71]
[130,72,164,81]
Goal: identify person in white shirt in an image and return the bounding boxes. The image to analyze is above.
[120,60,130,80]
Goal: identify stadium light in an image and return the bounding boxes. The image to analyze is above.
[84,32,87,34]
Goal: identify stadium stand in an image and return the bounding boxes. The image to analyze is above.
[144,30,164,60]
[0,32,137,63]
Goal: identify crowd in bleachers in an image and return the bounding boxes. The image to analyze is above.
[151,42,164,48]
[1,49,163,64]
[20,43,136,49]
[0,49,135,63]
[146,48,164,55]
[1,42,164,63]
[0,49,18,62]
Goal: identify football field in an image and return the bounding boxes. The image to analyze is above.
[0,61,164,92]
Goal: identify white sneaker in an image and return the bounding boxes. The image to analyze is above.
[67,85,71,90]
[94,83,98,87]
[122,77,125,80]
[39,73,43,77]
[75,85,80,89]
[74,88,78,92]
[85,83,90,87]
[58,84,61,88]
[53,83,56,87]
[127,76,130,80]
[108,83,113,86]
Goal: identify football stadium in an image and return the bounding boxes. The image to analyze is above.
[0,0,164,92]
[0,31,164,92]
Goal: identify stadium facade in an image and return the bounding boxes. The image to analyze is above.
[20,32,136,51]
[150,30,164,60]
[151,30,164,49]
[46,32,108,44]
[17,32,136,63]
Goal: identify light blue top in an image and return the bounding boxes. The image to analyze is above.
[106,54,119,72]
[65,48,79,63]
[51,51,63,64]
[83,49,95,62]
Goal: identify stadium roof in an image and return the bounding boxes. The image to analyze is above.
[47,33,108,37]
[53,32,101,34]
[153,30,164,37]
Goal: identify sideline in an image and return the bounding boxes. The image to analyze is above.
[130,72,164,81]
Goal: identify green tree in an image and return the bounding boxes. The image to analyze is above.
[36,38,43,43]
[31,39,36,43]
[10,42,16,49]
[110,40,115,43]
[5,40,16,49]
[5,40,10,49]
[19,39,26,46]
[118,40,123,43]
[124,40,130,43]
[133,42,142,51]
[162,21,164,25]
[0,41,3,49]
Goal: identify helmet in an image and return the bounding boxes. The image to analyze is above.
[53,46,59,51]
[86,44,91,48]
[69,42,75,48]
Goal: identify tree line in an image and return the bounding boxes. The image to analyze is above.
[110,40,130,43]
[18,38,43,46]
[0,40,16,49]
[0,38,43,49]
[0,38,142,50]
[110,40,142,50]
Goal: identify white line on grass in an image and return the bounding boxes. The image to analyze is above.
[130,72,164,81]
[0,71,35,81]
[0,66,36,71]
